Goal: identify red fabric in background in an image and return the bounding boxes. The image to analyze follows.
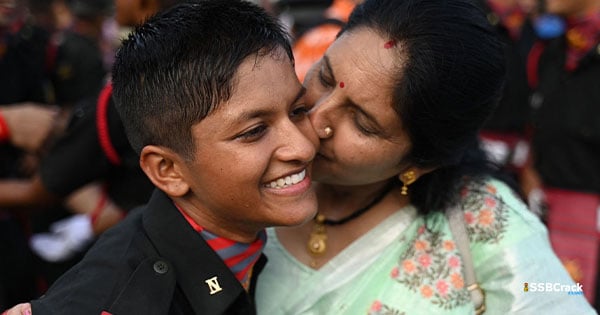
[545,188,600,303]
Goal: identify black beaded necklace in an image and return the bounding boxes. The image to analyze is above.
[320,182,395,226]
[307,182,395,267]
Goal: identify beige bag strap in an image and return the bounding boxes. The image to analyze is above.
[446,205,486,314]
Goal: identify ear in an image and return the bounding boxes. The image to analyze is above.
[140,145,190,197]
[398,166,435,185]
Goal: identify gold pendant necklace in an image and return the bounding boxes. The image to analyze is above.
[307,214,327,267]
[306,183,395,268]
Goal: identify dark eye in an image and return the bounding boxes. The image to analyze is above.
[290,105,310,121]
[318,67,334,87]
[237,125,267,141]
[355,122,377,135]
[353,112,378,136]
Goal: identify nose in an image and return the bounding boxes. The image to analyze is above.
[276,120,318,164]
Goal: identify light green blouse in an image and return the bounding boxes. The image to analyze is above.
[255,179,596,314]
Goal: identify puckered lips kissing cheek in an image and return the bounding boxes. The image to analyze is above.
[263,168,312,196]
[314,145,335,168]
[314,137,334,162]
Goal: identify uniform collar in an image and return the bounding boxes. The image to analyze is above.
[175,203,267,289]
[142,190,255,314]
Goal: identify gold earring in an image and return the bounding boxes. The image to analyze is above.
[400,170,416,195]
[324,126,333,137]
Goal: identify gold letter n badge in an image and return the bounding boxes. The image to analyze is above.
[205,276,223,295]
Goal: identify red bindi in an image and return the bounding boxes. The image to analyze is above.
[339,82,345,88]
[384,40,396,49]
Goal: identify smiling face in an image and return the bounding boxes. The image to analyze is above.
[304,27,413,186]
[175,50,319,239]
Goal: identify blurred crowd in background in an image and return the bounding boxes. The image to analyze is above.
[1,0,599,311]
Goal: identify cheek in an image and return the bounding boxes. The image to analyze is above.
[225,152,266,179]
[343,144,396,168]
[192,157,265,212]
[298,119,319,149]
[334,137,405,174]
[196,149,266,186]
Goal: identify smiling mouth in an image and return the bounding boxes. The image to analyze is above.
[265,169,306,189]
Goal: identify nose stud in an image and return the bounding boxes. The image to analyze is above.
[323,126,333,138]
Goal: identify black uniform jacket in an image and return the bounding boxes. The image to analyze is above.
[31,189,265,315]
[531,37,600,193]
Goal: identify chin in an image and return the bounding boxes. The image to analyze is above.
[273,200,318,227]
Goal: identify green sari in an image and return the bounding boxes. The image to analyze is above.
[256,179,596,314]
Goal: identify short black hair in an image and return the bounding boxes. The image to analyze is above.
[344,0,507,212]
[112,0,293,160]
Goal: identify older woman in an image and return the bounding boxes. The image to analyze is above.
[256,0,595,314]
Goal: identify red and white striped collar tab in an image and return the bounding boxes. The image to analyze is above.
[173,202,267,288]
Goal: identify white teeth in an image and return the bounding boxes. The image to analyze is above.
[266,169,306,189]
